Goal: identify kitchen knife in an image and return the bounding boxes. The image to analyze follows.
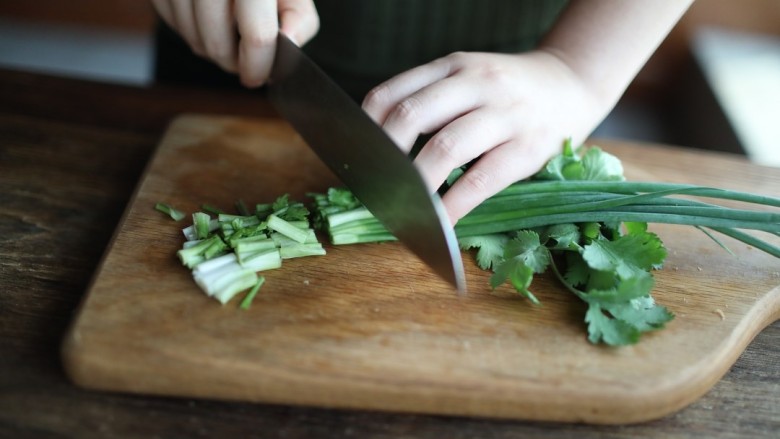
[267,33,465,292]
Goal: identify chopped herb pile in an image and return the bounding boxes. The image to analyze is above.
[158,195,325,309]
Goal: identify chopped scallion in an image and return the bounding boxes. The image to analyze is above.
[155,202,186,221]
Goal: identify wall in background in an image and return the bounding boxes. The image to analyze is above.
[0,0,156,31]
[635,0,780,92]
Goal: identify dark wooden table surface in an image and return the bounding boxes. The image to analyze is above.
[1,68,777,438]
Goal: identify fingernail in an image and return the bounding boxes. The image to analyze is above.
[282,31,299,46]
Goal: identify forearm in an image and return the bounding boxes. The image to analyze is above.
[539,0,693,110]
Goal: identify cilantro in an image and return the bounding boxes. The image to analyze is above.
[327,188,361,210]
[585,304,641,345]
[534,140,623,182]
[491,261,539,305]
[610,296,674,332]
[582,275,673,345]
[277,203,310,222]
[482,147,672,344]
[489,231,550,304]
[458,234,508,270]
[270,193,310,222]
[623,221,648,235]
[506,230,551,273]
[579,147,624,182]
[563,252,590,287]
[272,194,290,212]
[534,138,578,181]
[600,221,624,240]
[583,272,655,305]
[541,223,581,250]
[580,222,602,240]
[582,231,667,279]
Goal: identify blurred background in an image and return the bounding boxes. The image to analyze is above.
[0,0,777,167]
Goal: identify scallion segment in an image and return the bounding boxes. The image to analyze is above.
[240,277,266,310]
[267,214,309,244]
[155,202,186,221]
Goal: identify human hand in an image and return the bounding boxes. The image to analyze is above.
[151,0,319,87]
[362,50,610,225]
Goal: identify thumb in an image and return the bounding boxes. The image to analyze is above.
[278,0,320,46]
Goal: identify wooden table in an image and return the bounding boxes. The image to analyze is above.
[1,68,777,438]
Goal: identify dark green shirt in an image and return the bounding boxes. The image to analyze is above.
[306,0,569,97]
[154,0,569,99]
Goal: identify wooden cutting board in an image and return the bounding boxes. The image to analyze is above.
[62,114,780,424]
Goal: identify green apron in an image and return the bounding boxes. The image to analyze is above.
[305,0,569,98]
[154,0,569,100]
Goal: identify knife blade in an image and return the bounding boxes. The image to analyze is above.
[267,33,465,292]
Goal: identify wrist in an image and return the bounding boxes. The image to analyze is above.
[531,47,617,124]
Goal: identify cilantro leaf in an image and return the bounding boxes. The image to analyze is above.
[587,269,620,291]
[623,221,648,235]
[563,252,590,287]
[458,234,508,270]
[580,222,602,240]
[490,260,539,305]
[601,221,623,240]
[505,230,551,273]
[541,223,581,250]
[581,275,671,345]
[609,296,674,332]
[583,272,655,305]
[327,188,361,210]
[582,231,667,279]
[534,138,577,181]
[586,304,641,346]
[272,194,290,212]
[489,231,549,304]
[277,203,309,222]
[270,194,310,222]
[534,143,624,183]
[580,147,625,181]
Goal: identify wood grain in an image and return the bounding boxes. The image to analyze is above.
[60,114,780,424]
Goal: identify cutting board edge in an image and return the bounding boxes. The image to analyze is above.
[51,346,756,425]
[59,279,779,425]
[59,113,208,386]
[59,113,229,315]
